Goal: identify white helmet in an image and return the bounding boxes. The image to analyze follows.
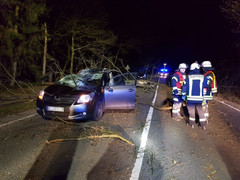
[178,63,187,69]
[201,61,212,68]
[102,68,108,72]
[190,62,200,70]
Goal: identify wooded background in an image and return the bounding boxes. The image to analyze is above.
[0,0,239,87]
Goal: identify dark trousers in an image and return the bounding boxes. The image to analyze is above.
[187,103,206,126]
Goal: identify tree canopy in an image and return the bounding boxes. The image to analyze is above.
[0,0,130,84]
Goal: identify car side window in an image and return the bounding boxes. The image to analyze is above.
[112,76,125,86]
[123,74,136,86]
[110,73,137,86]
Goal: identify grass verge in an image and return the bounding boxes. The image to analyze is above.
[0,83,47,118]
[0,100,36,117]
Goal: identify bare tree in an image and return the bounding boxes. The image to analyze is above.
[221,0,240,32]
[221,0,240,49]
[42,22,48,77]
[0,0,47,85]
[54,16,119,73]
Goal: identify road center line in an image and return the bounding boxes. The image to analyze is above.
[130,85,159,180]
[0,113,37,128]
[214,98,240,113]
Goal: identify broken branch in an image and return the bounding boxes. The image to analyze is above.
[46,134,134,146]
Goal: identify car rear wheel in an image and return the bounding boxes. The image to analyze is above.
[93,100,104,121]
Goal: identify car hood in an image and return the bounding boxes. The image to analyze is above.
[44,84,95,96]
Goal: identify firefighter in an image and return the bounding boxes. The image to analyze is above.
[182,62,209,129]
[201,61,217,123]
[171,63,188,121]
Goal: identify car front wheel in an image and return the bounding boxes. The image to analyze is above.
[93,100,104,121]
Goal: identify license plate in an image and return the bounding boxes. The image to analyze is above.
[47,106,64,112]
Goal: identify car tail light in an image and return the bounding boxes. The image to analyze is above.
[77,93,94,104]
[38,90,45,100]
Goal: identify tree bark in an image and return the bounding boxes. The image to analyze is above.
[70,34,75,74]
[42,22,47,78]
[10,5,19,86]
[10,60,17,86]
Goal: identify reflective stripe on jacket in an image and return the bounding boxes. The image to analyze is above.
[204,71,217,93]
[182,74,207,103]
[203,71,217,100]
[171,71,185,94]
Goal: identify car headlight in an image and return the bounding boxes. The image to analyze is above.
[77,93,94,103]
[38,90,45,100]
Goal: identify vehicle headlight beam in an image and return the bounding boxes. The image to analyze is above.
[77,93,94,103]
[38,90,45,100]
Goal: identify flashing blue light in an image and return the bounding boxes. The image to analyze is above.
[160,68,169,72]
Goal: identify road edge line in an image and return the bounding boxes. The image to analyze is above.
[214,98,240,113]
[130,85,159,180]
[0,113,37,128]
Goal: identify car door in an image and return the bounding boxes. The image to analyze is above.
[104,72,137,109]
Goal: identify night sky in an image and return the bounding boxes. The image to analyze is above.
[99,0,237,70]
[49,0,238,72]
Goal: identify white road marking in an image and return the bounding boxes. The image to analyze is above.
[130,85,159,180]
[0,113,37,128]
[214,98,240,113]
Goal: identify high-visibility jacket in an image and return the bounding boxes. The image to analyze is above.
[171,71,186,95]
[203,71,217,100]
[182,74,208,104]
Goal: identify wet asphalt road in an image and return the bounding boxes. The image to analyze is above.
[0,83,240,180]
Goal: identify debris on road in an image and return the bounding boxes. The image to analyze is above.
[207,170,216,180]
[46,134,134,146]
[137,101,172,110]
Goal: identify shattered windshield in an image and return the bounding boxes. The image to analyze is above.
[57,70,103,87]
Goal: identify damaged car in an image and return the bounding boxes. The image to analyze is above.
[36,69,137,121]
